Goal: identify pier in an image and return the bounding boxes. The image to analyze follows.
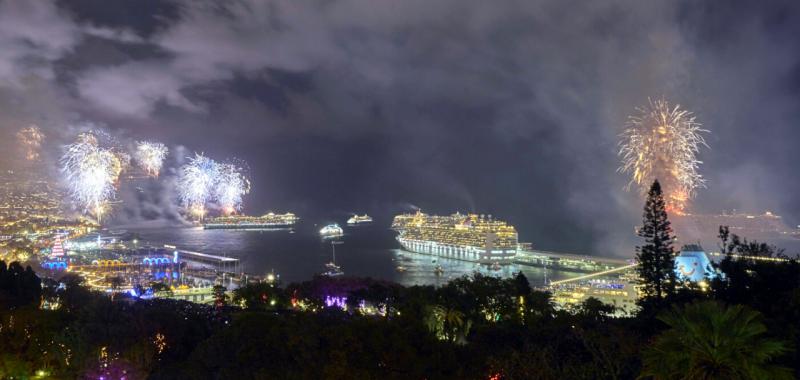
[514,249,631,273]
[159,245,240,273]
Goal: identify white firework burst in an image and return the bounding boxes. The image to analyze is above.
[177,153,220,219]
[214,163,250,215]
[134,141,169,177]
[61,132,119,221]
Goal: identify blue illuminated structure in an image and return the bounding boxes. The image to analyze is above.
[142,257,172,266]
[41,261,68,271]
[674,244,717,282]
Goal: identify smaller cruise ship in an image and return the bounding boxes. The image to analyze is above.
[319,224,344,238]
[203,212,299,230]
[347,214,373,225]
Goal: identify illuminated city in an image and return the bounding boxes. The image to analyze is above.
[1,1,799,379]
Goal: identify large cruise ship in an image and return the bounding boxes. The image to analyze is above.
[203,212,299,230]
[672,211,800,243]
[392,211,518,262]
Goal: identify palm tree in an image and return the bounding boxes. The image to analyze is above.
[425,305,472,344]
[641,301,791,380]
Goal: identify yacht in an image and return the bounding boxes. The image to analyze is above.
[347,214,373,225]
[323,262,344,277]
[322,241,344,277]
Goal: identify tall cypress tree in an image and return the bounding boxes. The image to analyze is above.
[636,180,676,302]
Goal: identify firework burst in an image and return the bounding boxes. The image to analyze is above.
[214,163,250,215]
[61,133,119,221]
[17,125,45,161]
[177,153,220,219]
[618,98,709,214]
[134,141,169,177]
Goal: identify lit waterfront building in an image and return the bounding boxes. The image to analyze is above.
[392,211,518,263]
[549,266,641,317]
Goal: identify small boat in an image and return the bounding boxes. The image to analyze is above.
[319,224,344,238]
[323,262,344,277]
[347,214,373,225]
[490,262,502,271]
[322,241,344,276]
[434,265,444,276]
[396,265,407,272]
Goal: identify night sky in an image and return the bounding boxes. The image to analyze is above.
[1,1,800,254]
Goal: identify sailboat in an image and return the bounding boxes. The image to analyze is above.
[323,241,344,277]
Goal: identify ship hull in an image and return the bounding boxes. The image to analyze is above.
[397,237,516,263]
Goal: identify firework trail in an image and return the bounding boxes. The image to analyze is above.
[16,125,45,161]
[618,98,709,214]
[177,153,220,219]
[214,163,250,215]
[61,133,120,221]
[134,141,169,177]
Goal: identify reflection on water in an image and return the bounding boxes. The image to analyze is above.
[129,223,585,286]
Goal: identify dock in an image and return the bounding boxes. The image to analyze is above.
[514,249,631,273]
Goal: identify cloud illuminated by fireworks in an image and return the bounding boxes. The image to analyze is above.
[134,141,169,177]
[16,125,45,161]
[618,98,709,214]
[60,132,120,221]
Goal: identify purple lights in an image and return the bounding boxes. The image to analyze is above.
[324,296,347,309]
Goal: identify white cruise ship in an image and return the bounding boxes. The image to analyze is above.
[347,214,373,225]
[203,212,299,230]
[392,211,518,263]
[319,223,344,238]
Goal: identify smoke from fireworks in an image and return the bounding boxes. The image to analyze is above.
[61,133,120,221]
[214,163,250,215]
[177,153,220,219]
[618,98,709,214]
[134,141,169,177]
[16,125,45,161]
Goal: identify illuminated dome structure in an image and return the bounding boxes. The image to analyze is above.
[674,244,717,282]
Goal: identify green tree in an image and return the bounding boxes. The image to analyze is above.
[150,282,173,297]
[641,301,792,380]
[425,305,471,344]
[636,180,676,303]
[232,282,283,310]
[213,285,227,308]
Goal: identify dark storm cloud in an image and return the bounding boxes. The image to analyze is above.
[1,0,800,254]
